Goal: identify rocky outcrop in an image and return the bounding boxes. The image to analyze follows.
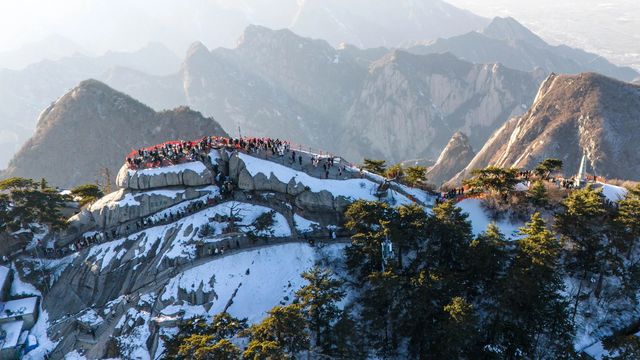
[450,73,640,184]
[115,162,213,190]
[228,153,351,214]
[61,186,216,243]
[426,132,475,186]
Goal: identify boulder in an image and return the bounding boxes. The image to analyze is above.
[333,196,353,213]
[295,190,335,213]
[287,179,307,196]
[115,165,130,188]
[237,169,255,191]
[228,154,245,181]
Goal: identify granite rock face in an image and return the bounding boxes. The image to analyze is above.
[116,162,213,190]
[450,73,640,184]
[426,132,475,186]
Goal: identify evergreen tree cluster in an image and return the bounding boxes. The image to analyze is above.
[163,267,354,359]
[0,177,68,232]
[163,183,640,359]
[342,200,575,359]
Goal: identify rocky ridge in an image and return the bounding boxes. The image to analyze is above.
[407,17,639,82]
[449,72,640,184]
[426,131,475,186]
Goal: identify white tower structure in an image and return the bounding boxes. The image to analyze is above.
[575,153,588,187]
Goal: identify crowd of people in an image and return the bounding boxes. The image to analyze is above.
[126,136,303,170]
[434,187,467,204]
[125,135,357,186]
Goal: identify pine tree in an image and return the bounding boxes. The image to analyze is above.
[534,158,563,179]
[404,165,428,188]
[70,183,104,207]
[613,184,640,257]
[463,223,513,357]
[362,159,387,175]
[359,270,403,358]
[497,213,574,359]
[243,304,309,359]
[463,166,519,198]
[602,334,640,360]
[466,223,510,312]
[555,185,608,315]
[178,337,241,360]
[343,201,393,281]
[330,310,366,360]
[425,200,473,273]
[388,203,429,268]
[294,267,345,353]
[399,201,477,358]
[163,313,247,360]
[527,180,549,208]
[0,177,68,231]
[385,163,403,180]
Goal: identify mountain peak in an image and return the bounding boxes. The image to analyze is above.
[75,78,113,91]
[427,131,475,186]
[186,41,210,58]
[482,16,547,48]
[4,80,226,188]
[451,72,640,184]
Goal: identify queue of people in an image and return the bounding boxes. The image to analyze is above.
[434,187,466,204]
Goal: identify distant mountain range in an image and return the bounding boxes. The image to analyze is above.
[407,17,639,82]
[2,17,639,186]
[288,0,489,48]
[108,25,548,161]
[1,80,226,188]
[0,34,86,70]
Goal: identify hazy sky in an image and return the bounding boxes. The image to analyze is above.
[0,0,638,69]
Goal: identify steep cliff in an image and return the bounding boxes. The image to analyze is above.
[450,73,640,184]
[426,132,475,186]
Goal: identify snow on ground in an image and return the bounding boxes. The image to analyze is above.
[87,238,128,271]
[64,350,87,359]
[597,182,628,202]
[23,310,58,360]
[154,327,177,360]
[145,192,219,225]
[238,153,413,205]
[128,161,208,177]
[159,201,291,262]
[160,242,342,324]
[21,254,79,287]
[456,198,523,239]
[115,308,152,360]
[293,214,320,233]
[11,267,41,297]
[77,309,104,327]
[117,192,141,207]
[116,186,219,209]
[395,183,434,205]
[89,199,292,271]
